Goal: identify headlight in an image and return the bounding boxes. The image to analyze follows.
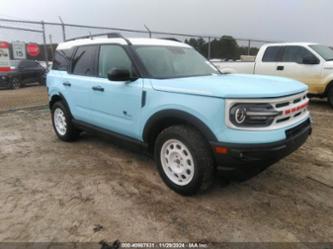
[229,103,281,128]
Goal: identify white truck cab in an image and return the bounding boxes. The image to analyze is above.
[213,43,333,107]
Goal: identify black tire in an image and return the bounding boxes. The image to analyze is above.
[51,101,80,142]
[154,125,215,196]
[327,85,333,108]
[10,78,20,90]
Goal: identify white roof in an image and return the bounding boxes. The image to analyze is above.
[57,37,190,50]
[263,42,319,47]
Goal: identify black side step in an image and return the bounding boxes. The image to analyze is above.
[72,119,149,154]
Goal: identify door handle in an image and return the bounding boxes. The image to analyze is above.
[277,66,284,71]
[92,86,104,92]
[63,82,71,87]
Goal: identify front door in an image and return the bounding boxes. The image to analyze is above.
[88,44,143,139]
[275,46,322,86]
[255,46,283,77]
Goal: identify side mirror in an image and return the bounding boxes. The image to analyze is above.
[302,56,319,65]
[107,68,137,82]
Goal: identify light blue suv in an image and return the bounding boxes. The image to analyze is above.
[47,33,311,195]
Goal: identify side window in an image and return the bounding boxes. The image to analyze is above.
[29,61,40,69]
[53,48,74,71]
[72,45,98,76]
[18,60,30,69]
[262,46,282,62]
[282,46,316,63]
[98,45,133,78]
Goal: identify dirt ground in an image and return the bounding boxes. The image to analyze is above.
[0,100,332,243]
[0,86,48,112]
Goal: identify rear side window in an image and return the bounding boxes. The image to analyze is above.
[262,46,282,62]
[18,60,33,69]
[18,60,38,69]
[98,45,134,78]
[71,45,98,76]
[281,46,315,63]
[53,48,74,71]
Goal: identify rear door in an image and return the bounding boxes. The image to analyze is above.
[30,61,45,82]
[17,60,34,83]
[49,47,75,111]
[65,45,99,123]
[24,61,44,83]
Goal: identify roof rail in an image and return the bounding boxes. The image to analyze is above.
[65,32,132,45]
[161,37,182,42]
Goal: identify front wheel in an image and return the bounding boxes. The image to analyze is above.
[51,102,80,142]
[327,85,333,108]
[154,125,215,196]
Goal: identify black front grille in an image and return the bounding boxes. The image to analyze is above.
[286,119,311,138]
[276,102,289,108]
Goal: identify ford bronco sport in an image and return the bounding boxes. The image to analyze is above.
[47,33,311,195]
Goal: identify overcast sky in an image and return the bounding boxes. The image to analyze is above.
[0,0,332,46]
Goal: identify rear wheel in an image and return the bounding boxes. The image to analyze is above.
[327,85,333,108]
[10,78,20,90]
[51,102,80,142]
[154,125,215,196]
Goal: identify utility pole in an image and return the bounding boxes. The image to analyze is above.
[248,40,251,55]
[208,36,211,59]
[41,20,49,68]
[144,24,152,38]
[59,16,66,41]
[49,34,54,59]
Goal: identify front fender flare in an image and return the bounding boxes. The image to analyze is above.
[142,109,218,143]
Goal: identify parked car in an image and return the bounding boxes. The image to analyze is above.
[212,43,333,107]
[47,34,311,195]
[0,60,46,89]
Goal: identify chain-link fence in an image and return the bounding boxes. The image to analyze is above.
[0,17,278,112]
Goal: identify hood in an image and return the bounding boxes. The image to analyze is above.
[151,74,308,98]
[323,61,333,69]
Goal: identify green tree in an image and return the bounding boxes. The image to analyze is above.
[186,35,252,60]
[218,36,240,59]
[185,37,208,57]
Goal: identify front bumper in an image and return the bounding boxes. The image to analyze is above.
[210,118,311,169]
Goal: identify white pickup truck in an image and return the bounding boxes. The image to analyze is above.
[212,43,333,107]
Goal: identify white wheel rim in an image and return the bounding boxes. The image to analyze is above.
[54,108,67,136]
[160,139,195,186]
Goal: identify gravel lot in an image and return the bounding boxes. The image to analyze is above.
[0,101,332,243]
[0,86,48,112]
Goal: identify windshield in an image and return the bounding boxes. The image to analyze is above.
[310,45,333,61]
[134,45,220,79]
